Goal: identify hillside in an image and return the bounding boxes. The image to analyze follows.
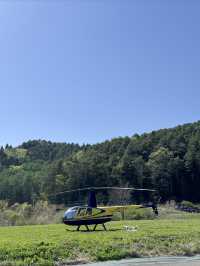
[0,121,200,204]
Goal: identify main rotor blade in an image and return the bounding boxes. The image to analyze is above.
[51,187,92,196]
[92,187,156,192]
[52,186,156,197]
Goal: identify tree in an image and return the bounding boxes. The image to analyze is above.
[147,147,183,202]
[184,132,200,202]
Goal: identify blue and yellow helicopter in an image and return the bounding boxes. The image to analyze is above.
[54,187,158,231]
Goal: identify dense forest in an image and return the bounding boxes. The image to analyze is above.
[0,120,200,205]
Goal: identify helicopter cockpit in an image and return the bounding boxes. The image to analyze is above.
[64,206,104,220]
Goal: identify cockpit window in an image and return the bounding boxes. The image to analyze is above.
[64,208,77,219]
[86,207,92,215]
[64,206,105,220]
[77,207,87,216]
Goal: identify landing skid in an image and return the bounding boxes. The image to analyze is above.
[76,223,107,232]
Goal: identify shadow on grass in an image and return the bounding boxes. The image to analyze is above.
[65,228,122,233]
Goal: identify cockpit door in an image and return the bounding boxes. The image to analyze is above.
[76,207,87,217]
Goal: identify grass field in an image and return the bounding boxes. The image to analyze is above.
[1,214,200,266]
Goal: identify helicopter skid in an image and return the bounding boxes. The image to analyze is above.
[63,216,112,227]
[76,223,107,231]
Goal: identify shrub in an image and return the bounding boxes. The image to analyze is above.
[124,208,155,220]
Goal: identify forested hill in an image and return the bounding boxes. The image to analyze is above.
[0,121,200,204]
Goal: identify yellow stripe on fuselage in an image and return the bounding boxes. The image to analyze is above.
[100,204,143,215]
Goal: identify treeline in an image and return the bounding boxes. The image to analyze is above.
[0,121,200,204]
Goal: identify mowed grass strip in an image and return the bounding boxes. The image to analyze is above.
[0,219,200,265]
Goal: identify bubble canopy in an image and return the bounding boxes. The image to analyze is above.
[63,206,103,220]
[64,207,79,219]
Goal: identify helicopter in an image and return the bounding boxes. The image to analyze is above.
[54,187,158,231]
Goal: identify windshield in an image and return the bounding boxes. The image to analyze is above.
[64,207,78,219]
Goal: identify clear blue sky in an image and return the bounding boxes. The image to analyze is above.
[0,1,200,146]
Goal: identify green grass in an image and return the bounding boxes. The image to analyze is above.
[1,217,200,265]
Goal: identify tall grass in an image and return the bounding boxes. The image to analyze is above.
[0,201,63,226]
